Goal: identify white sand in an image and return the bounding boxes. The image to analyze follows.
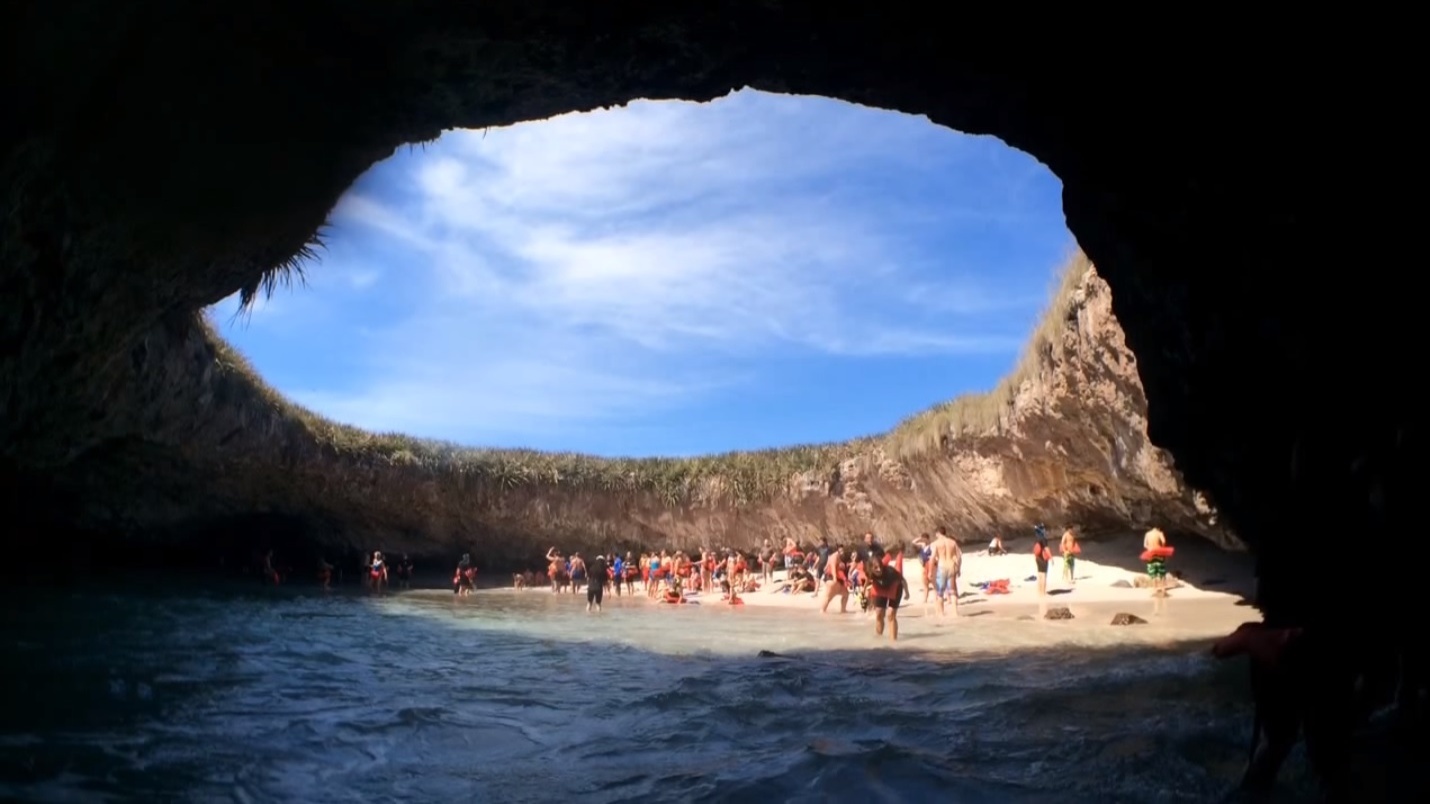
[664,532,1261,647]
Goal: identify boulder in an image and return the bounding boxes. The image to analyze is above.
[1110,612,1148,626]
[1044,606,1074,620]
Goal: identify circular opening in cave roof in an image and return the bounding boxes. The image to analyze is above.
[211,89,1070,458]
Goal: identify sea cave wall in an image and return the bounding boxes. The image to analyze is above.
[0,1,1414,626]
[19,253,1229,569]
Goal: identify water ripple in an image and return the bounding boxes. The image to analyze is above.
[0,585,1319,803]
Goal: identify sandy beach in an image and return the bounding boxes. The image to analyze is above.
[662,532,1260,648]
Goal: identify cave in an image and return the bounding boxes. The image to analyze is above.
[1,2,1419,798]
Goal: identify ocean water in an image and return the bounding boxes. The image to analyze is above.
[0,582,1317,803]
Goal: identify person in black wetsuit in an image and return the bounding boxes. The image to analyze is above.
[585,553,608,613]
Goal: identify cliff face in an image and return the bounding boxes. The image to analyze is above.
[30,255,1230,567]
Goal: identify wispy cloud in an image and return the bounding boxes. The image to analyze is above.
[214,89,1067,449]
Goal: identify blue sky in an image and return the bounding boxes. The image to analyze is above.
[212,89,1072,457]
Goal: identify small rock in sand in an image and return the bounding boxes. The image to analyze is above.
[1044,606,1074,620]
[1110,580,1133,588]
[1110,612,1147,626]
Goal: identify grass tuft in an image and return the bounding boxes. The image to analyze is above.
[207,250,1094,506]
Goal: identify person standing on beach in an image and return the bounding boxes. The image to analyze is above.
[813,537,831,594]
[585,553,608,612]
[1032,524,1050,596]
[863,546,905,640]
[1060,528,1080,586]
[819,546,851,614]
[1143,527,1170,597]
[931,527,962,618]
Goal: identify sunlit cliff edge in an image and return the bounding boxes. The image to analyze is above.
[41,251,1234,567]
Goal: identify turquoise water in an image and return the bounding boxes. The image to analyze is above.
[0,583,1316,802]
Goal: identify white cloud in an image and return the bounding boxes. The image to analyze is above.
[221,90,1059,443]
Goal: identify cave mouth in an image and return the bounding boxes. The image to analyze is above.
[215,89,1073,459]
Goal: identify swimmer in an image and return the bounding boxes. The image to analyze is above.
[545,547,569,594]
[585,552,608,612]
[396,553,414,589]
[759,539,776,585]
[316,557,333,590]
[569,553,587,592]
[454,553,477,596]
[368,551,388,592]
[863,546,905,640]
[931,526,962,618]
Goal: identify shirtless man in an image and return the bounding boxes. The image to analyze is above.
[1143,527,1170,597]
[819,546,850,614]
[545,547,568,594]
[759,539,776,585]
[930,526,962,618]
[864,547,905,640]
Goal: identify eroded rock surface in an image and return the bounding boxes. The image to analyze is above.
[15,258,1229,567]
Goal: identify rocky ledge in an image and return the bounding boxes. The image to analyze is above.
[26,252,1232,569]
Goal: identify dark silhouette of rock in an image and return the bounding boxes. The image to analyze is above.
[1044,607,1074,620]
[0,7,1418,796]
[1110,613,1148,626]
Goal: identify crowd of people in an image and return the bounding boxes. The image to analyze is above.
[256,523,1177,635]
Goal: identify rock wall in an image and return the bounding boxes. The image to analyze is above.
[22,254,1229,568]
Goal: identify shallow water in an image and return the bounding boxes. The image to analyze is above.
[0,583,1316,803]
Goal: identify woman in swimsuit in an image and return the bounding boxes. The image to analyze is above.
[368,551,388,592]
[820,547,851,614]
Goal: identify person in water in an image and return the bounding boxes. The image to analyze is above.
[316,557,333,590]
[454,552,476,596]
[931,526,962,618]
[395,553,414,589]
[863,546,905,640]
[819,546,851,614]
[1060,528,1080,585]
[1032,524,1050,596]
[585,552,608,613]
[1143,527,1170,597]
[914,534,934,604]
[569,553,588,590]
[262,549,281,586]
[545,547,568,594]
[368,551,388,592]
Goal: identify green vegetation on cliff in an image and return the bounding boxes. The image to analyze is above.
[215,250,1092,508]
